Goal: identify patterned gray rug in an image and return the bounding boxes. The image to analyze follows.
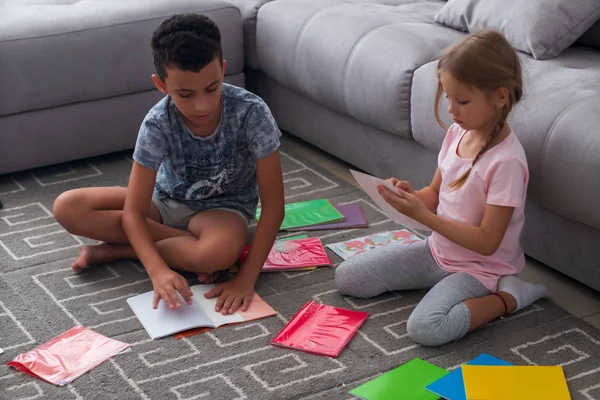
[1,144,599,400]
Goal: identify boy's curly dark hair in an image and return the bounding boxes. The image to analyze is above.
[151,13,223,81]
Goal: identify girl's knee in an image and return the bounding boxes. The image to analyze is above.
[406,312,452,347]
[335,261,370,298]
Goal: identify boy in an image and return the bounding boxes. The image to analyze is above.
[53,14,285,315]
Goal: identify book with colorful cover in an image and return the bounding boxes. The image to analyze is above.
[425,354,513,400]
[127,284,276,340]
[349,358,449,400]
[239,236,331,272]
[256,199,344,230]
[462,365,571,400]
[271,300,368,357]
[287,204,368,231]
[326,229,422,261]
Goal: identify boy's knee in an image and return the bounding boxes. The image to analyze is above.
[406,312,450,347]
[53,190,82,227]
[190,239,244,274]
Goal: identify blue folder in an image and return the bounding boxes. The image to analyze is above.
[425,354,513,400]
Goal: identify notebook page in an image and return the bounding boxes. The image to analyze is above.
[127,291,213,339]
[190,285,244,327]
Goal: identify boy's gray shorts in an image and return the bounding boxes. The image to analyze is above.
[152,195,250,231]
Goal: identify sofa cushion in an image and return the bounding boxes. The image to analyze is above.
[411,48,600,231]
[0,0,243,117]
[229,0,276,70]
[434,0,600,60]
[256,0,464,139]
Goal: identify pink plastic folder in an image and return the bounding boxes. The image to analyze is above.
[271,301,368,357]
[8,326,130,386]
[240,237,331,272]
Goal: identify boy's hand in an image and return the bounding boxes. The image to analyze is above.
[150,268,193,310]
[204,275,254,315]
[386,178,416,195]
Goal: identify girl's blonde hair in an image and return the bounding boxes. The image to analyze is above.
[434,29,523,189]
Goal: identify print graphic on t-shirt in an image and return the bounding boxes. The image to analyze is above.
[185,169,227,200]
[182,147,238,200]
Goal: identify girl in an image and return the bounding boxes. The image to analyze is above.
[335,30,548,346]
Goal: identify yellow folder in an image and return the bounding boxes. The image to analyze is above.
[462,365,571,400]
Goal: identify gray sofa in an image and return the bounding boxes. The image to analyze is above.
[246,0,600,292]
[0,0,245,175]
[1,0,599,293]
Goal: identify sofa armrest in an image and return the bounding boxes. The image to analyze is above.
[229,0,277,69]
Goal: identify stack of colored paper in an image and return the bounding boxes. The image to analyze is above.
[349,354,573,400]
[425,353,572,400]
[425,354,513,400]
[256,199,368,231]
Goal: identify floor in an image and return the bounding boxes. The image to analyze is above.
[281,133,600,330]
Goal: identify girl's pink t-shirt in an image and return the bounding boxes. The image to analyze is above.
[429,124,529,292]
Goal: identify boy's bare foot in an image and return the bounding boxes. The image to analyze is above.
[197,271,220,284]
[72,243,132,273]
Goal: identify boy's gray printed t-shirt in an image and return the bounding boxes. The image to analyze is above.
[133,83,281,221]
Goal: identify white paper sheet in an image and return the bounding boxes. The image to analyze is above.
[350,170,432,231]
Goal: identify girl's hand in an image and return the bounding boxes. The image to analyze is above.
[378,185,428,221]
[386,178,416,195]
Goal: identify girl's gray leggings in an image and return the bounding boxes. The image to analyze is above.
[334,238,490,346]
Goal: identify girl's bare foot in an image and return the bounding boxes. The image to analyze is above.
[197,271,220,284]
[72,243,135,273]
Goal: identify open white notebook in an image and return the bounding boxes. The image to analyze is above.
[127,284,274,340]
[350,170,432,231]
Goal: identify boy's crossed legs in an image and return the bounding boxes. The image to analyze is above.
[53,187,248,282]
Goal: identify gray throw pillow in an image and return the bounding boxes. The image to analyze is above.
[434,0,600,59]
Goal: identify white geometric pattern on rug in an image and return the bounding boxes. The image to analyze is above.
[1,147,599,399]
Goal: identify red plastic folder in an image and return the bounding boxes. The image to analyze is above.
[240,237,331,272]
[8,326,130,386]
[271,301,368,357]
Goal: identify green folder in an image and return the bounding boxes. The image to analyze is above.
[349,358,448,400]
[256,199,344,230]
